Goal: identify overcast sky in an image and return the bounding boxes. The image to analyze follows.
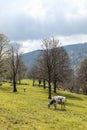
[0,0,87,52]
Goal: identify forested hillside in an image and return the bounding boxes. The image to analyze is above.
[22,43,87,69]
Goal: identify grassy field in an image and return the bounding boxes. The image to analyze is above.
[0,80,87,130]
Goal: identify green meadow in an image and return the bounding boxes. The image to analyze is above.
[0,80,87,130]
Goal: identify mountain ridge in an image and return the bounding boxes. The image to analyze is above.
[22,43,87,68]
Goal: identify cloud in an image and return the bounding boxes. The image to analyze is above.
[0,0,87,52]
[58,34,87,45]
[14,34,87,53]
[0,0,87,40]
[18,40,42,53]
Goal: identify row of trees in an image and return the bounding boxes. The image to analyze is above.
[77,58,87,95]
[29,38,87,97]
[0,33,87,96]
[0,34,27,92]
[29,38,73,98]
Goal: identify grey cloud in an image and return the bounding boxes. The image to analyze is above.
[0,0,87,41]
[1,13,87,41]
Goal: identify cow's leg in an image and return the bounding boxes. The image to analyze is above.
[54,103,57,110]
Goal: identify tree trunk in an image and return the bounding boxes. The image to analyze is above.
[48,71,51,99]
[38,80,41,86]
[54,79,57,93]
[48,82,51,99]
[13,75,17,92]
[43,80,46,89]
[33,78,35,86]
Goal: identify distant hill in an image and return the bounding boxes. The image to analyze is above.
[22,43,87,69]
[22,50,42,67]
[64,43,87,68]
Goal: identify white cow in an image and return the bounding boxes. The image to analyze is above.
[48,96,66,110]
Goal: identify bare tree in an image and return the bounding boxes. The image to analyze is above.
[17,57,27,84]
[36,54,47,88]
[7,45,20,92]
[28,65,37,86]
[41,38,54,99]
[51,47,72,93]
[77,57,87,95]
[36,38,72,98]
[0,34,9,79]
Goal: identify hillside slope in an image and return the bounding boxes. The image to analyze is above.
[0,80,87,130]
[64,43,87,68]
[22,50,42,67]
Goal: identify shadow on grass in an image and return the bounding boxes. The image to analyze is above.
[57,92,83,101]
[0,86,21,95]
[0,86,12,92]
[0,85,30,96]
[48,107,67,112]
[67,102,85,108]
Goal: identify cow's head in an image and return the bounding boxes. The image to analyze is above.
[48,99,56,108]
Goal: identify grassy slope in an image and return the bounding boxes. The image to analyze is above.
[0,80,87,130]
